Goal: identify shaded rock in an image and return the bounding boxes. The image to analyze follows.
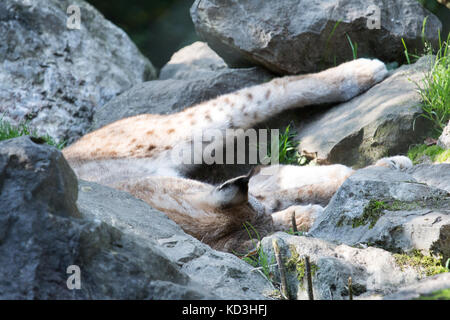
[383,273,450,300]
[191,0,442,74]
[0,0,156,144]
[297,56,433,168]
[438,121,450,149]
[309,166,450,262]
[93,42,272,129]
[0,137,272,299]
[260,232,421,300]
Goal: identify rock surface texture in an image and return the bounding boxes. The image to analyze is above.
[191,0,442,74]
[0,137,273,299]
[382,273,450,300]
[0,0,156,144]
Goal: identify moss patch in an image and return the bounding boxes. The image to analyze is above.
[415,288,450,300]
[408,144,450,164]
[351,200,387,229]
[435,149,450,163]
[285,246,318,286]
[394,249,449,277]
[0,117,65,149]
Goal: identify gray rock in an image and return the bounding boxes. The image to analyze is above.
[383,273,450,300]
[260,232,421,300]
[159,41,228,80]
[438,121,450,149]
[296,56,433,168]
[77,180,274,300]
[0,136,272,299]
[0,0,156,144]
[93,43,272,129]
[191,0,442,74]
[309,166,450,262]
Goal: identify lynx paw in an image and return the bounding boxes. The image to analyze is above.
[374,156,413,170]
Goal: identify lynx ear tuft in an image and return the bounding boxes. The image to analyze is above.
[212,174,252,209]
[374,156,413,170]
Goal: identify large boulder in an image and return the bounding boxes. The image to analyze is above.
[407,163,450,192]
[190,0,442,74]
[92,42,273,129]
[0,0,156,144]
[296,56,433,168]
[382,273,450,300]
[0,136,273,299]
[260,232,422,300]
[309,166,450,263]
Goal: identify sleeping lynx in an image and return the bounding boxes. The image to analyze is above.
[63,58,412,252]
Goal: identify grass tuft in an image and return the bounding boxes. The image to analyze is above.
[239,222,275,282]
[407,144,450,164]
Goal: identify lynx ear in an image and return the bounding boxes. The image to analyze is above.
[211,167,259,209]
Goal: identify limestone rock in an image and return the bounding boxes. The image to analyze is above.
[296,56,434,168]
[77,180,274,299]
[93,42,272,129]
[309,166,450,262]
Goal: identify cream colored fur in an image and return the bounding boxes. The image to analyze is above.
[62,58,406,252]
